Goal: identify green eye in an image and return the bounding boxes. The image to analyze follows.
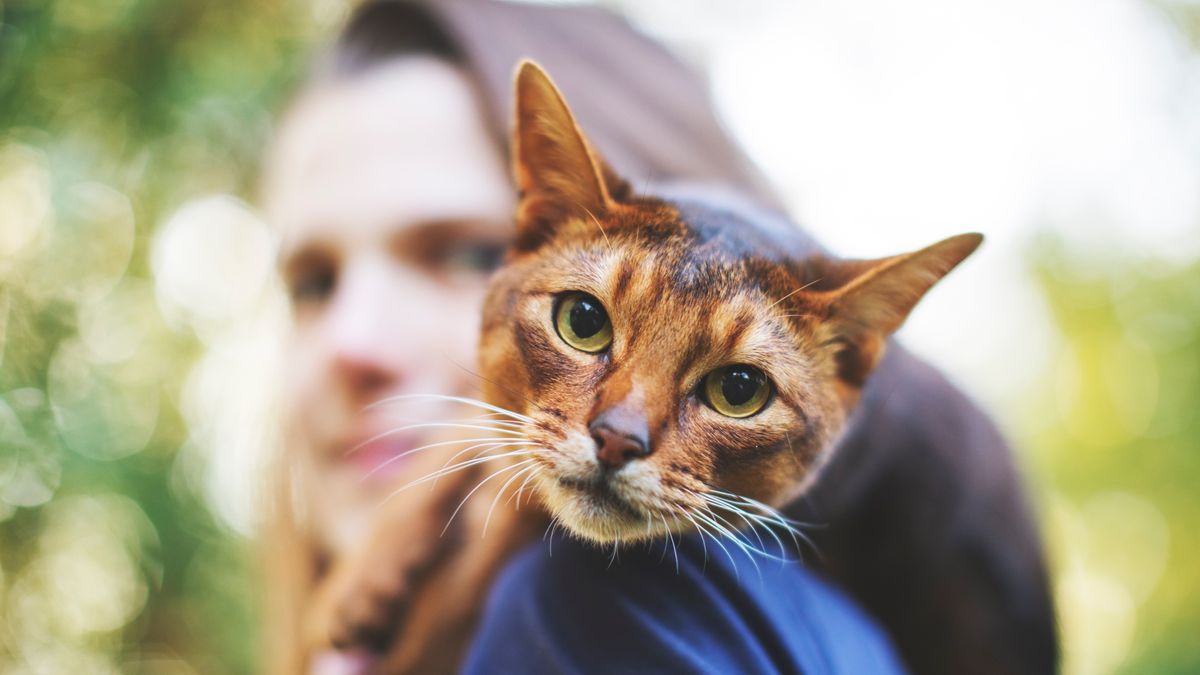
[554,292,613,353]
[703,365,771,418]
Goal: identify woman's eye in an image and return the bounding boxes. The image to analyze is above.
[291,266,336,304]
[703,365,771,418]
[554,292,613,353]
[444,242,506,274]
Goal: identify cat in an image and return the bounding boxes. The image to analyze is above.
[306,61,1056,675]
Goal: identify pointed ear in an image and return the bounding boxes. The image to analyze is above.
[821,233,983,385]
[512,61,614,242]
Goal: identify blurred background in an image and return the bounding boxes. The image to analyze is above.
[1,0,1197,672]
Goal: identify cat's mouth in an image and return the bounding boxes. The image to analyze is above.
[555,477,644,519]
[534,465,680,543]
[528,430,684,542]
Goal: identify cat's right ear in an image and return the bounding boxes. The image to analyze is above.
[512,61,614,245]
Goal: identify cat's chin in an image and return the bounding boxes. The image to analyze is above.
[534,474,671,544]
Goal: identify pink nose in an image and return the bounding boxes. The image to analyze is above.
[590,425,649,469]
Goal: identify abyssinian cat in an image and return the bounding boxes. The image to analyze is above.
[308,62,1056,674]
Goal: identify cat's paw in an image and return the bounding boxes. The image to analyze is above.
[306,480,468,653]
[308,547,420,652]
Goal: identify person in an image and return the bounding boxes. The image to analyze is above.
[260,2,794,670]
[260,1,1054,674]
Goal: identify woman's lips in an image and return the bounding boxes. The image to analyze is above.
[344,433,418,481]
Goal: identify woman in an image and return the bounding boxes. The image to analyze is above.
[262,1,1055,673]
[262,1,786,671]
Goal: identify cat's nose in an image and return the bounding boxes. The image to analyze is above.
[588,393,652,468]
[590,426,650,469]
[589,404,650,469]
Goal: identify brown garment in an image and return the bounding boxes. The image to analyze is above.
[326,0,782,209]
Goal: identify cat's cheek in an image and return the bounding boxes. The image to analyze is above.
[531,473,573,522]
[537,429,598,481]
[712,445,802,508]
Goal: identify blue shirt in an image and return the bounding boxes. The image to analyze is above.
[463,532,906,674]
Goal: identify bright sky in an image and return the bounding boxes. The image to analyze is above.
[605,0,1200,416]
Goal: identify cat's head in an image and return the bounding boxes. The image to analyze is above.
[478,62,981,543]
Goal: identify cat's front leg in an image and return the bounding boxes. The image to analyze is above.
[374,473,548,673]
[304,453,477,653]
[305,446,547,670]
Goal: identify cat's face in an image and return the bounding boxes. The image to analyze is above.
[480,216,843,542]
[479,63,981,543]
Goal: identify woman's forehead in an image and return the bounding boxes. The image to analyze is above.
[266,57,515,243]
[277,58,486,158]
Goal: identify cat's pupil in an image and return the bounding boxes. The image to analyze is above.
[569,298,607,338]
[722,368,760,406]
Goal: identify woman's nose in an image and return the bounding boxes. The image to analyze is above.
[333,350,396,401]
[326,260,407,402]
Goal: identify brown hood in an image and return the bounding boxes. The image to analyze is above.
[332,0,783,210]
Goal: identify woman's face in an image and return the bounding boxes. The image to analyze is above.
[266,58,515,548]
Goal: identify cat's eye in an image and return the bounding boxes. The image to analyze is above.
[554,292,612,353]
[703,365,771,418]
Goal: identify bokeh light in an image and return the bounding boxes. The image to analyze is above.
[0,389,62,509]
[152,196,277,337]
[47,337,159,461]
[0,142,51,271]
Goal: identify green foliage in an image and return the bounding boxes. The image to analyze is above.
[1027,240,1200,674]
[0,0,318,670]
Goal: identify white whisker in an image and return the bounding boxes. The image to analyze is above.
[373,421,526,440]
[482,462,541,537]
[428,440,537,489]
[369,393,534,423]
[706,488,822,560]
[367,413,530,430]
[659,512,680,574]
[692,507,762,579]
[693,515,740,581]
[509,468,540,509]
[345,422,525,460]
[765,277,823,311]
[432,439,532,473]
[705,493,791,563]
[441,459,536,537]
[544,516,563,557]
[359,437,520,480]
[679,511,709,569]
[381,449,535,504]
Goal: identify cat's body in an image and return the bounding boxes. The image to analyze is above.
[310,62,1056,674]
[639,192,1057,673]
[797,342,1056,675]
[483,186,1055,674]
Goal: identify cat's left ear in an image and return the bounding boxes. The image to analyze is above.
[820,233,983,385]
[512,60,615,245]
